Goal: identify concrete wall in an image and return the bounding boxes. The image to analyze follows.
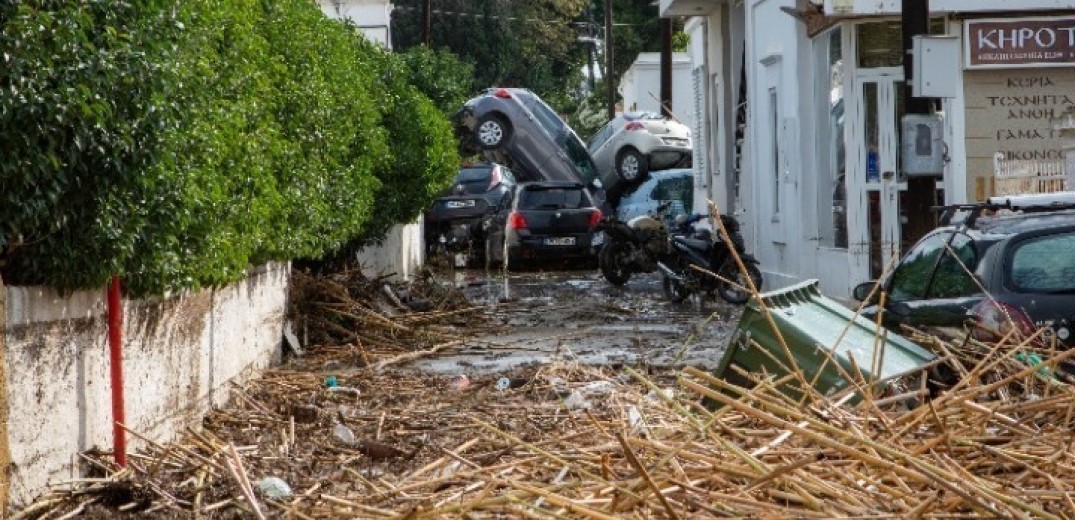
[356,221,425,281]
[2,263,288,507]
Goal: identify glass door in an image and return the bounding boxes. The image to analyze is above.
[855,70,906,280]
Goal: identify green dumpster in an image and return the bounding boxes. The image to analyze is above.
[716,279,936,400]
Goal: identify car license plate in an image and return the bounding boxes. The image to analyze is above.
[446,200,476,209]
[544,237,576,246]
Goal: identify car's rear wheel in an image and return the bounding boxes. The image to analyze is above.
[476,114,511,150]
[616,148,648,184]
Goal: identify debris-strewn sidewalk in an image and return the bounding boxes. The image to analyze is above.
[13,268,1075,518]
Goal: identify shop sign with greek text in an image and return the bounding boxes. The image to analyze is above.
[965,16,1075,69]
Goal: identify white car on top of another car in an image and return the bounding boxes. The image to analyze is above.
[587,112,692,195]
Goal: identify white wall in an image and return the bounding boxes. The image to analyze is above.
[3,263,288,507]
[318,0,393,48]
[619,52,696,131]
[746,0,807,290]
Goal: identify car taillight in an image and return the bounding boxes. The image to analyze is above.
[508,211,527,229]
[488,165,502,190]
[625,121,644,131]
[494,88,512,99]
[968,299,1036,341]
[589,209,603,229]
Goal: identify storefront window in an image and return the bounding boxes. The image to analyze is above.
[856,19,947,69]
[815,27,846,248]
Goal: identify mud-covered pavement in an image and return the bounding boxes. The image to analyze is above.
[410,267,743,375]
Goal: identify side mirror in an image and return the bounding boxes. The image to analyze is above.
[852,281,878,302]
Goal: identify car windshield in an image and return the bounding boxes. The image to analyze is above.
[454,167,494,194]
[519,187,590,210]
[1009,232,1075,293]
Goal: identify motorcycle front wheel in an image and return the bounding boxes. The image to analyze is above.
[599,241,633,286]
[718,262,763,304]
[662,274,690,303]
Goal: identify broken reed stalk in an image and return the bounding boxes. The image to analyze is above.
[369,340,465,371]
[614,432,681,520]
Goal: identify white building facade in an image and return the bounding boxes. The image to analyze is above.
[663,0,1075,298]
[317,0,394,47]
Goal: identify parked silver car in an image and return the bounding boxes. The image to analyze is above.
[587,112,692,195]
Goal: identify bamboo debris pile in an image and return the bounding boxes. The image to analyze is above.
[288,267,499,356]
[25,335,1075,519]
[17,264,1075,518]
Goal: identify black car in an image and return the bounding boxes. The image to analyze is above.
[854,192,1075,347]
[486,181,604,269]
[424,162,516,265]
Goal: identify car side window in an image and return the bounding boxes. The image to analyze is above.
[563,136,598,182]
[890,232,980,302]
[526,99,567,139]
[588,123,615,149]
[1009,232,1075,293]
[889,234,947,301]
[927,233,980,298]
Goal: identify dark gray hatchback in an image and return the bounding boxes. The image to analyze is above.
[485,181,604,269]
[854,194,1075,348]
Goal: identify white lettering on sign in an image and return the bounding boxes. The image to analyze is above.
[977,27,1075,50]
[966,17,1075,69]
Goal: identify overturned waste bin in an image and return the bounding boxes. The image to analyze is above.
[715,280,936,400]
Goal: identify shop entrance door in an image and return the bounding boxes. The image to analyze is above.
[853,70,906,280]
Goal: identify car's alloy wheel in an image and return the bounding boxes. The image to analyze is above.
[616,148,648,184]
[476,115,510,150]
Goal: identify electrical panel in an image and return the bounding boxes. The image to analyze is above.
[901,114,945,177]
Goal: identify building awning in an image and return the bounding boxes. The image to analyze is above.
[658,0,723,18]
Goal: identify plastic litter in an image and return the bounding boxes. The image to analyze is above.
[257,477,292,499]
[333,423,356,445]
[327,386,361,398]
[563,381,616,410]
[324,376,338,388]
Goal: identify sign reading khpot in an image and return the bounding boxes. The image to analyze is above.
[965,16,1075,69]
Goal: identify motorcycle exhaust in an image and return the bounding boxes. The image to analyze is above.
[656,262,685,283]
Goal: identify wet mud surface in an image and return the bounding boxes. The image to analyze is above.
[408,267,743,375]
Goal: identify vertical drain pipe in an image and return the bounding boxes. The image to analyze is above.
[107,275,127,467]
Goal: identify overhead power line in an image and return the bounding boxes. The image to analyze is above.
[392,5,645,27]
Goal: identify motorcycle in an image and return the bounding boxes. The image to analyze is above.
[597,202,677,286]
[659,213,763,305]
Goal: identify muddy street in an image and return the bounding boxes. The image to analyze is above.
[409,267,743,375]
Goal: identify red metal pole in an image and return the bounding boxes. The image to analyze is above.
[107,275,126,467]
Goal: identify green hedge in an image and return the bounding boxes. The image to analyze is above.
[0,0,462,296]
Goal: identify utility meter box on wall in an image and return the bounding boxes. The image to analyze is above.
[912,36,959,98]
[901,114,945,177]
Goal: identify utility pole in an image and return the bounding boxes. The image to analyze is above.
[604,0,615,120]
[902,0,937,238]
[422,0,432,46]
[902,0,929,115]
[659,17,673,118]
